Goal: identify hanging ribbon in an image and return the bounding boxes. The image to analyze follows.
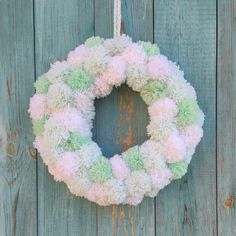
[113,0,121,37]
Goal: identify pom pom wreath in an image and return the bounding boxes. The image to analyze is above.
[140,80,167,105]
[34,76,51,94]
[85,36,104,48]
[168,160,188,180]
[139,41,160,56]
[29,36,204,206]
[66,66,93,91]
[89,157,112,183]
[123,146,144,170]
[177,98,201,128]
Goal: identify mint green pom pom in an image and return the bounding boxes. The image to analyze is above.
[63,133,91,151]
[66,66,93,91]
[85,36,104,48]
[33,116,47,136]
[177,98,200,127]
[139,41,160,56]
[34,76,51,94]
[123,146,144,170]
[89,157,112,183]
[140,80,167,105]
[168,161,188,180]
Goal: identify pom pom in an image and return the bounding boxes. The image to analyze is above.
[63,132,91,151]
[67,45,88,65]
[148,98,177,122]
[33,116,47,136]
[34,76,51,94]
[66,66,93,91]
[126,64,149,92]
[182,125,203,149]
[101,56,126,87]
[89,157,112,183]
[147,120,177,141]
[47,83,72,113]
[46,61,69,83]
[110,154,130,180]
[162,134,186,163]
[140,80,167,105]
[177,98,201,127]
[28,94,46,120]
[92,77,113,98]
[150,167,172,189]
[85,36,104,48]
[125,170,151,197]
[168,160,188,180]
[139,41,160,56]
[123,146,144,171]
[148,55,180,80]
[53,107,91,136]
[103,35,132,55]
[121,43,146,64]
[54,152,78,181]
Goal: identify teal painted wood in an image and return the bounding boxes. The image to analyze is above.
[94,0,155,235]
[34,1,97,235]
[154,0,217,235]
[217,1,236,235]
[0,0,37,235]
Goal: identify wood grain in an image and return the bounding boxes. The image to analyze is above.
[0,0,37,235]
[34,1,97,235]
[217,0,236,235]
[154,0,217,235]
[94,0,155,235]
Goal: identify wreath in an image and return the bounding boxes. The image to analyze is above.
[29,35,204,206]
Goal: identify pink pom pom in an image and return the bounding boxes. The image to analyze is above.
[148,55,177,80]
[121,44,146,64]
[28,94,46,120]
[110,154,130,180]
[101,56,126,86]
[86,184,106,203]
[182,125,203,149]
[54,152,78,181]
[150,168,172,189]
[67,45,88,65]
[148,98,177,122]
[162,134,186,163]
[53,107,92,137]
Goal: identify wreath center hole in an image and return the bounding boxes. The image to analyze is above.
[92,84,149,159]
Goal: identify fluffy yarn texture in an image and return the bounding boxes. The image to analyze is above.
[29,35,204,206]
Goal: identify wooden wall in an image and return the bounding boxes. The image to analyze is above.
[0,0,235,235]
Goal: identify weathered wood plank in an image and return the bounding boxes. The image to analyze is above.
[94,0,155,235]
[154,0,217,235]
[34,1,97,235]
[217,1,236,235]
[0,0,37,235]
